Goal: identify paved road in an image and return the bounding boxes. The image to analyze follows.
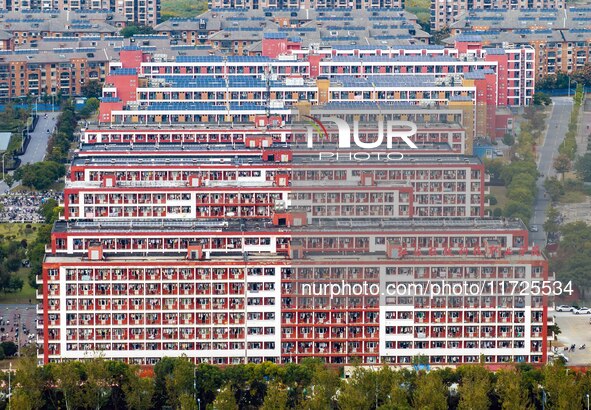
[20,112,59,165]
[553,309,591,365]
[530,98,574,244]
[0,112,59,193]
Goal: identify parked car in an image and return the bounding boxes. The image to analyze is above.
[555,305,575,312]
[574,307,591,314]
[529,225,539,232]
[494,150,503,156]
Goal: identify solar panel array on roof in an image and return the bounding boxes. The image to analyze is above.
[264,32,287,39]
[14,49,39,54]
[483,48,505,55]
[322,101,413,110]
[134,35,169,40]
[176,55,224,63]
[320,36,360,41]
[367,7,404,11]
[230,103,266,110]
[147,102,227,111]
[455,34,485,42]
[278,27,316,32]
[514,29,552,34]
[327,26,365,31]
[373,35,411,40]
[227,56,271,63]
[262,7,300,11]
[317,16,354,21]
[111,68,137,75]
[165,77,226,88]
[332,75,436,87]
[210,7,249,12]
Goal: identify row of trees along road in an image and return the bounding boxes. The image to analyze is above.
[484,105,547,223]
[4,356,591,410]
[543,85,591,298]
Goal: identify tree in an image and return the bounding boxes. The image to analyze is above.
[544,177,564,202]
[122,366,154,410]
[1,341,17,356]
[194,363,225,408]
[553,154,572,180]
[533,92,552,106]
[575,153,591,182]
[551,222,591,297]
[502,133,515,146]
[504,200,533,222]
[15,161,66,190]
[413,371,448,410]
[572,63,591,86]
[484,159,504,181]
[261,382,289,410]
[81,80,103,99]
[120,25,155,38]
[79,97,100,118]
[12,354,45,410]
[543,362,582,410]
[50,361,86,410]
[305,362,341,410]
[338,366,405,410]
[165,358,195,409]
[3,174,14,187]
[543,205,561,237]
[457,366,492,410]
[82,358,112,410]
[494,368,533,410]
[213,384,238,410]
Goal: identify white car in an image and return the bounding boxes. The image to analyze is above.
[574,307,591,314]
[555,305,575,312]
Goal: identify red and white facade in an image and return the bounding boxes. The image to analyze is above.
[39,126,549,366]
[38,40,546,366]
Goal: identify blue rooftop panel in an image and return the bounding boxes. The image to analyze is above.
[263,32,287,39]
[226,56,271,63]
[175,55,224,63]
[111,68,137,75]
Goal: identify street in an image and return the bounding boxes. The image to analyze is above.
[530,97,574,244]
[0,111,59,193]
[20,112,59,165]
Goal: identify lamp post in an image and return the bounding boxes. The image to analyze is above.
[586,393,589,410]
[194,366,198,409]
[8,362,11,410]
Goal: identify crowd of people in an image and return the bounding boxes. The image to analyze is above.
[0,191,62,223]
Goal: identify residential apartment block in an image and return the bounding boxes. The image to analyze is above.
[37,21,548,368]
[40,136,550,365]
[0,0,159,27]
[154,8,428,54]
[449,7,591,78]
[430,0,565,31]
